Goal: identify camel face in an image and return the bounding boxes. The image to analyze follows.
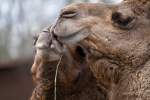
[51,1,150,100]
[51,2,150,69]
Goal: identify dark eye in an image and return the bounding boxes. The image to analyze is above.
[112,12,136,29]
[61,11,77,18]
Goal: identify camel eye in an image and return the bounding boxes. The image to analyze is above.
[61,11,77,18]
[112,12,136,29]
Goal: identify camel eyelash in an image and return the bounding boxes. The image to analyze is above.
[61,11,77,18]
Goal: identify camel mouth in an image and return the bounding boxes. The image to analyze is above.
[53,30,104,59]
[54,29,90,44]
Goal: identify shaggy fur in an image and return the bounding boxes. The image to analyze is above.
[30,28,105,100]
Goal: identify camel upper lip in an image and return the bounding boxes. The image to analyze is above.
[54,29,90,44]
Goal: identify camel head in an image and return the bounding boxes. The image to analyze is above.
[51,0,150,74]
[31,27,106,100]
[50,0,150,99]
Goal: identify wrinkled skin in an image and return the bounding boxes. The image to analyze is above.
[30,28,105,100]
[50,0,150,100]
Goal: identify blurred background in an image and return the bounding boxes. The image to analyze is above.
[0,0,119,100]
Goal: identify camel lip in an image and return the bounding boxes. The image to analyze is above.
[56,29,90,44]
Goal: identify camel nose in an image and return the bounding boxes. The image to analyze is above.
[49,23,58,40]
[52,31,58,40]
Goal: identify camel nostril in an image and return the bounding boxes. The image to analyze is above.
[53,34,58,40]
[51,29,59,41]
[75,45,86,58]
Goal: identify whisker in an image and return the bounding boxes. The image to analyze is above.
[54,55,63,100]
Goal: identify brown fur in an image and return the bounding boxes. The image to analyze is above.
[50,0,150,100]
[30,29,105,100]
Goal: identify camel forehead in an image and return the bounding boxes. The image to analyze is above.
[59,0,150,19]
[62,3,99,10]
[61,3,110,15]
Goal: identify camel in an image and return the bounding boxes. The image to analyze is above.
[31,0,150,100]
[30,28,105,100]
[49,0,150,100]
